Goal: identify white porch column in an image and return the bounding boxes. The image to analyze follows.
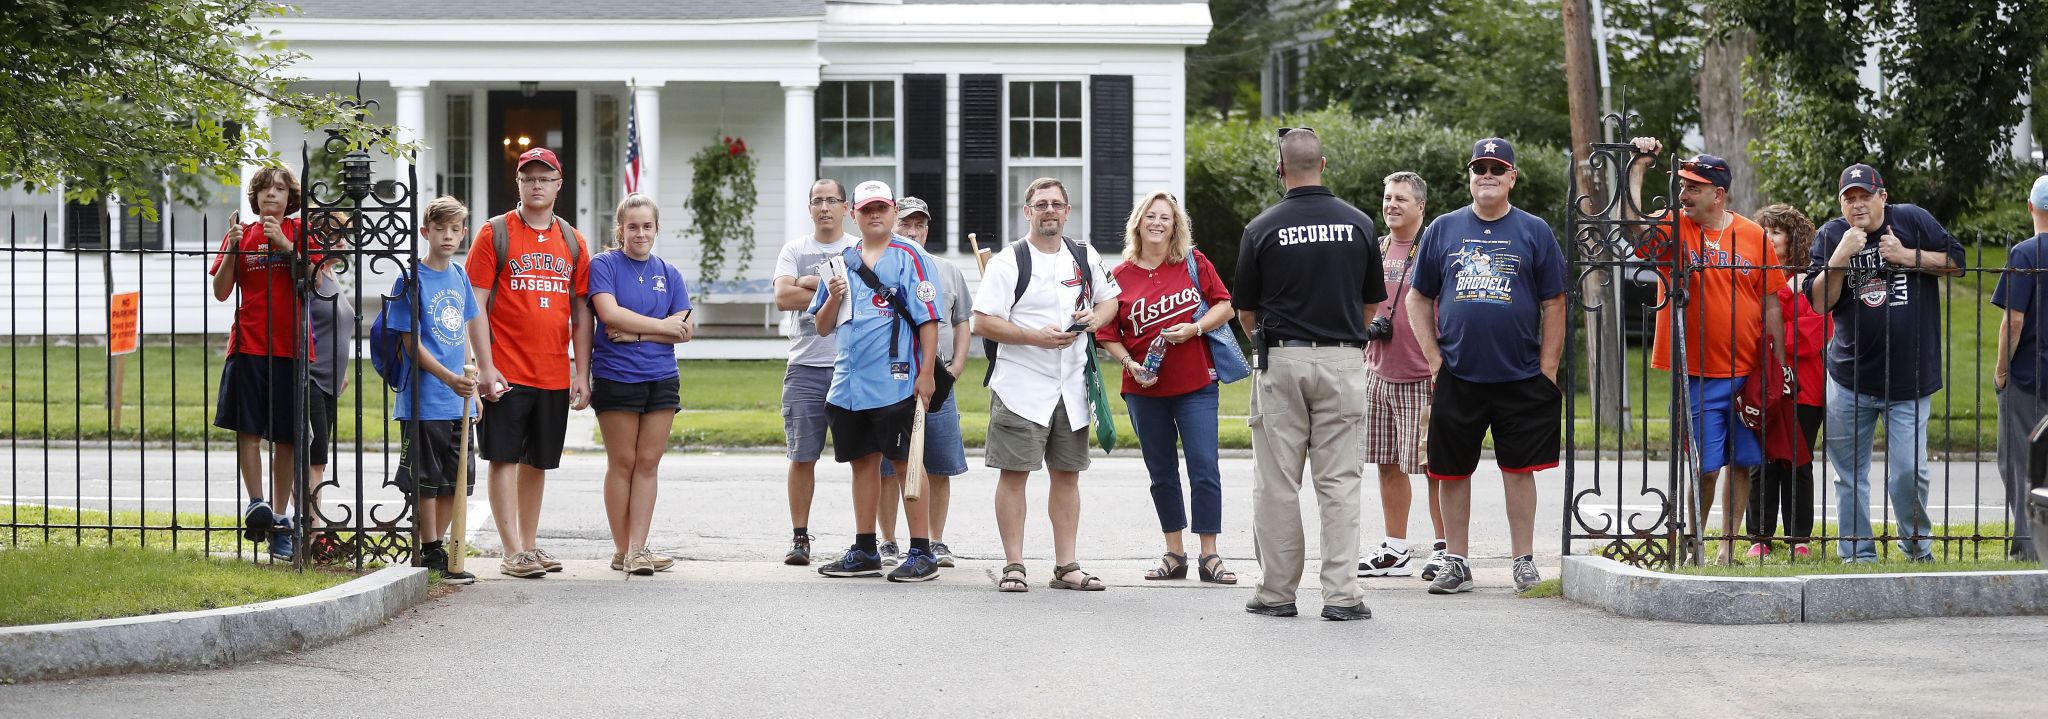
[239,103,271,218]
[635,83,664,204]
[393,82,428,200]
[782,82,818,237]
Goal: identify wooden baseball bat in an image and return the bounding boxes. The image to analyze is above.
[446,364,479,574]
[904,396,928,503]
[969,232,991,273]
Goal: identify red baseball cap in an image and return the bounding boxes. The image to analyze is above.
[517,147,561,174]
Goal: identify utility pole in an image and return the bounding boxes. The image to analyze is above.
[1564,0,1625,428]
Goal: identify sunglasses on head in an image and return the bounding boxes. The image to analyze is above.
[1276,126,1316,139]
[1469,162,1511,176]
[1681,158,1724,173]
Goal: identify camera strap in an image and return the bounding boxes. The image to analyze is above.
[1378,234,1419,321]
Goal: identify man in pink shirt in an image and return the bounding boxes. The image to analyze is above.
[1357,171,1450,581]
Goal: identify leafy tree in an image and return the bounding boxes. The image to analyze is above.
[1600,0,1700,145]
[1722,0,2048,222]
[1185,0,1299,120]
[1,0,409,217]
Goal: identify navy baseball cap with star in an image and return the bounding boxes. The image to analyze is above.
[1469,137,1515,169]
[1838,163,1884,195]
[1678,154,1732,189]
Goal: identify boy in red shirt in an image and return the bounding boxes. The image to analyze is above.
[465,147,594,578]
[209,166,312,560]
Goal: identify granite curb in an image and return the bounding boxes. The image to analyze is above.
[1563,555,2048,624]
[0,566,427,683]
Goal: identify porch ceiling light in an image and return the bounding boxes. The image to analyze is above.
[520,81,539,98]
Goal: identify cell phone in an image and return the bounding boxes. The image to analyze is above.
[1065,320,1090,333]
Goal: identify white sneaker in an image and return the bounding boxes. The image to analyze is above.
[1420,543,1448,581]
[1357,542,1415,577]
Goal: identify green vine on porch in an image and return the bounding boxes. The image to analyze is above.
[686,136,757,296]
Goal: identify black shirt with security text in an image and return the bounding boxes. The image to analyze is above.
[1233,185,1385,343]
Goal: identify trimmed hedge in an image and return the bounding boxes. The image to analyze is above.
[1185,110,1572,285]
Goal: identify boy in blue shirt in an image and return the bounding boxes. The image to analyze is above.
[809,180,945,582]
[389,196,485,584]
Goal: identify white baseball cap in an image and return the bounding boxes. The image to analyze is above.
[853,180,895,209]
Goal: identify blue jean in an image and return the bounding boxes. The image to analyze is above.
[1124,384,1222,535]
[1824,376,1934,560]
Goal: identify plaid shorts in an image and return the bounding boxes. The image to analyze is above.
[1360,373,1431,474]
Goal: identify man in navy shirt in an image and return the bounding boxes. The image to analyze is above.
[1406,137,1567,595]
[1991,175,2048,562]
[808,180,946,582]
[1805,163,1966,562]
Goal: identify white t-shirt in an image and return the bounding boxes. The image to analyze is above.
[773,231,860,367]
[972,237,1119,429]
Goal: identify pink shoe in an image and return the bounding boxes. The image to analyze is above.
[1746,543,1770,559]
[1791,545,1812,560]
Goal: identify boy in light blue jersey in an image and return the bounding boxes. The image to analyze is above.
[388,197,486,584]
[808,180,945,582]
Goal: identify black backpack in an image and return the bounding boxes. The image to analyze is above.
[982,236,1093,386]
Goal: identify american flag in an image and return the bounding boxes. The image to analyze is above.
[623,91,642,195]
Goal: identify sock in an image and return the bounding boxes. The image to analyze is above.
[855,533,878,554]
[910,538,931,554]
[1383,537,1408,554]
[1432,538,1447,550]
[793,527,808,539]
[1515,554,1533,562]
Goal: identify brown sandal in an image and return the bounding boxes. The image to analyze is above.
[1049,562,1106,591]
[1144,552,1188,580]
[997,563,1029,592]
[1199,554,1237,584]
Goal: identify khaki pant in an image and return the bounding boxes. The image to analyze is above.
[1249,346,1367,607]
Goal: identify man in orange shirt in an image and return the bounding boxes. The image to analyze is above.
[1628,137,1786,564]
[465,147,594,578]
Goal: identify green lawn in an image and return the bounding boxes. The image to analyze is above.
[0,544,351,626]
[6,504,257,555]
[1600,519,2036,574]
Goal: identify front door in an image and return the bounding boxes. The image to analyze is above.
[487,90,579,222]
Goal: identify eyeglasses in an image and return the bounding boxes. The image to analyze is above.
[1469,163,1511,177]
[807,197,846,208]
[1276,126,1316,138]
[516,177,562,186]
[1029,201,1070,213]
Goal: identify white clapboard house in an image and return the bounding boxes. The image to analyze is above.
[0,0,1211,344]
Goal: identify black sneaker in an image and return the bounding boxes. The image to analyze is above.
[879,540,902,567]
[1358,542,1414,577]
[1321,602,1372,621]
[242,500,274,543]
[784,535,813,566]
[818,546,883,577]
[887,548,940,582]
[932,542,955,568]
[1428,556,1474,594]
[1245,599,1299,617]
[421,543,476,584]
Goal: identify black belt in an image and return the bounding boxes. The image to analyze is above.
[1271,339,1364,349]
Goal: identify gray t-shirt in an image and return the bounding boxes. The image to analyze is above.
[934,257,971,370]
[773,231,859,367]
[309,271,356,396]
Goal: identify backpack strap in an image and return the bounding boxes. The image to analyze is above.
[487,213,512,322]
[981,240,1037,386]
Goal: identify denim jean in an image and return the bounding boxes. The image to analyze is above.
[1824,376,1934,560]
[1124,384,1222,535]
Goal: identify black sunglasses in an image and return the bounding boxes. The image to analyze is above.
[1469,162,1511,176]
[1276,126,1316,139]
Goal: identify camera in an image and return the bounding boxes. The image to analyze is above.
[1364,315,1395,343]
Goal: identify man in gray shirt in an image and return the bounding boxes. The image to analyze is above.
[773,178,859,564]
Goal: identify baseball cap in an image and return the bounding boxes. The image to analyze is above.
[516,147,561,174]
[2030,175,2048,211]
[852,180,895,209]
[1838,163,1884,196]
[1469,137,1515,169]
[898,196,930,219]
[1677,154,1732,189]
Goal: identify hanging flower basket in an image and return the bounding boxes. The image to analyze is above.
[688,135,757,297]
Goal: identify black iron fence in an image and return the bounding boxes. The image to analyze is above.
[1563,114,2038,569]
[1,94,419,570]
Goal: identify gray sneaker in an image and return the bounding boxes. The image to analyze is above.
[1420,542,1448,581]
[1427,556,1473,594]
[932,541,955,568]
[878,540,901,567]
[1512,554,1542,592]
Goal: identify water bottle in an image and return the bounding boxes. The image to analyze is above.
[1141,335,1169,377]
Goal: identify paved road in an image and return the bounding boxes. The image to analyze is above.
[3,559,2043,716]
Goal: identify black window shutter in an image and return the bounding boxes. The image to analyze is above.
[1089,75,1133,255]
[902,74,947,249]
[958,74,1001,254]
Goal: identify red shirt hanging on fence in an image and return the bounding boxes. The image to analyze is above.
[211,218,313,359]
